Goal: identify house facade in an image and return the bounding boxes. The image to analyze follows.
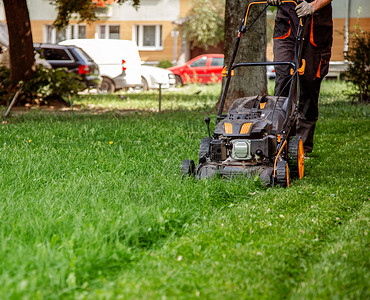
[0,0,193,65]
[330,0,370,60]
[0,0,369,65]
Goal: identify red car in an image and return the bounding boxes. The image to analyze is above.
[168,54,224,85]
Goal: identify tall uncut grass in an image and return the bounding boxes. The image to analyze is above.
[0,81,368,299]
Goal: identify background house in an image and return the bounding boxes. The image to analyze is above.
[0,0,369,66]
[0,0,193,65]
[330,0,369,61]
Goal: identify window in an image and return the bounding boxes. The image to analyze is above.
[143,26,155,46]
[97,25,120,39]
[45,25,66,43]
[99,26,106,39]
[42,48,72,61]
[133,25,163,50]
[190,57,207,68]
[210,57,224,67]
[109,25,120,39]
[55,29,66,43]
[73,48,94,62]
[44,24,86,43]
[76,25,86,39]
[45,25,53,43]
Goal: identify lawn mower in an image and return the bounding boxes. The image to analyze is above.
[180,1,305,187]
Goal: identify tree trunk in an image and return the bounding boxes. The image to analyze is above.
[3,0,35,83]
[217,0,267,112]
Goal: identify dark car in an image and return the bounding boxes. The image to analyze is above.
[34,43,102,89]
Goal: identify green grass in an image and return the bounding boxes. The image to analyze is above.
[74,84,222,112]
[0,81,368,299]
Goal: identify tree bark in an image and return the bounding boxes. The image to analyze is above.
[3,0,35,83]
[217,0,267,112]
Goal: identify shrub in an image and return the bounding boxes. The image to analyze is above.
[0,66,11,103]
[0,65,10,82]
[21,65,86,104]
[0,65,86,106]
[157,60,173,69]
[344,31,369,103]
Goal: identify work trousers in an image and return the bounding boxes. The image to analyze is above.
[273,2,333,153]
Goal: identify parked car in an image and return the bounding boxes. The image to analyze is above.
[60,39,142,93]
[168,54,276,85]
[266,60,276,80]
[34,43,101,89]
[140,65,176,90]
[327,61,348,79]
[168,54,224,85]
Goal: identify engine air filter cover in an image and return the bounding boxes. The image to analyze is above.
[231,139,252,160]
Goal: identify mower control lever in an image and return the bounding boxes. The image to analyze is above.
[204,117,211,137]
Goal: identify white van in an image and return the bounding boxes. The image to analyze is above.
[59,39,142,92]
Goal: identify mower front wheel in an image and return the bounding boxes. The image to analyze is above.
[180,159,195,177]
[199,137,212,162]
[275,160,290,187]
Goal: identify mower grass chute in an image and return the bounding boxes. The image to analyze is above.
[181,1,305,187]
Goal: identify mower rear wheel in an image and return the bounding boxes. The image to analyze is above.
[287,136,304,179]
[199,137,212,162]
[180,159,195,177]
[276,160,290,187]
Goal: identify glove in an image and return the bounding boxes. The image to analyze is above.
[295,1,314,18]
[267,0,282,6]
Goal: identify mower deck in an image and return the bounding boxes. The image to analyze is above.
[196,162,274,185]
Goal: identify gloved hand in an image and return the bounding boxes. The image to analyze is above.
[295,0,314,17]
[267,0,282,6]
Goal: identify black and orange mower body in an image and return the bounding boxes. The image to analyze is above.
[181,1,305,187]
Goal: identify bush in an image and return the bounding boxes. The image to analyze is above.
[21,65,86,104]
[0,66,11,103]
[157,60,173,69]
[344,31,369,103]
[0,65,86,106]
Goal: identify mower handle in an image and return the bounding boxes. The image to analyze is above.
[231,61,296,71]
[217,0,302,120]
[244,1,298,27]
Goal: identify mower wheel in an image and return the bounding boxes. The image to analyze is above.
[199,137,212,162]
[275,160,290,187]
[287,136,304,179]
[180,159,195,177]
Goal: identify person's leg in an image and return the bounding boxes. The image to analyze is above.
[296,77,322,153]
[273,4,299,97]
[273,24,297,137]
[273,38,295,97]
[297,40,331,153]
